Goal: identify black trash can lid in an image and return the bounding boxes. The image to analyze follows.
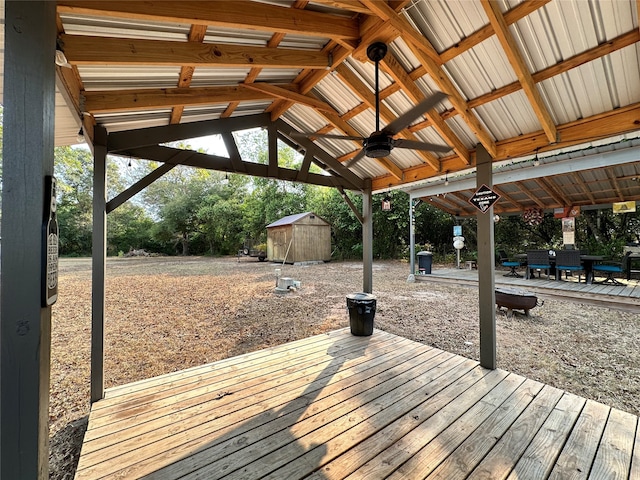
[346,292,376,301]
[417,251,432,256]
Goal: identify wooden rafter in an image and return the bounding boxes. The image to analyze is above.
[373,102,640,191]
[481,0,557,144]
[56,1,359,39]
[514,181,546,208]
[243,84,335,113]
[491,186,522,210]
[380,53,470,165]
[571,172,596,204]
[535,177,572,206]
[359,0,498,158]
[409,29,640,132]
[334,63,440,171]
[170,24,208,124]
[605,168,625,201]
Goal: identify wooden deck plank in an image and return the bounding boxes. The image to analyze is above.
[506,392,586,479]
[76,334,430,477]
[85,333,406,436]
[97,329,371,410]
[374,373,526,480]
[73,329,640,480]
[114,345,458,480]
[589,408,638,479]
[183,358,483,479]
[424,378,545,480]
[264,368,511,480]
[548,399,611,480]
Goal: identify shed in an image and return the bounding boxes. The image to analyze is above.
[266,212,331,264]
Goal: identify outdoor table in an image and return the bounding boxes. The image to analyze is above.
[580,255,604,284]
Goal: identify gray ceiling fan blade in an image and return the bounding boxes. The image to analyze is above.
[393,138,452,153]
[289,131,364,142]
[344,149,366,168]
[381,91,448,136]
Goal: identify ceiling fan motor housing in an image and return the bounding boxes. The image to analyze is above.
[364,133,393,158]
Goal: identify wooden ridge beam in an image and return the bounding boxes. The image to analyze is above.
[56,1,360,39]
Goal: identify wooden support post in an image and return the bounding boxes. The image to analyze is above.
[91,126,108,403]
[1,2,57,477]
[476,144,497,369]
[362,183,373,293]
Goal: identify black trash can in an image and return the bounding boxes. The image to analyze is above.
[346,293,376,336]
[417,251,433,274]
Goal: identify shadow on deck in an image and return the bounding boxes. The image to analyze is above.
[74,329,640,479]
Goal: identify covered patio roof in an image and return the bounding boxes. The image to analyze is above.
[40,0,640,196]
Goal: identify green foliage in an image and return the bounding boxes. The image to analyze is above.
[43,127,639,261]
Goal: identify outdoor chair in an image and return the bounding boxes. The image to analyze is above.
[526,250,551,280]
[554,249,584,282]
[592,252,632,285]
[497,249,522,278]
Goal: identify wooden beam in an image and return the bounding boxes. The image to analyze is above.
[310,0,373,14]
[536,177,571,206]
[371,102,640,191]
[107,113,273,152]
[361,1,498,158]
[170,24,210,124]
[243,83,335,113]
[106,163,177,214]
[605,167,625,201]
[91,126,108,404]
[334,63,440,171]
[337,186,364,224]
[380,53,470,165]
[85,85,298,113]
[481,0,557,143]
[56,1,360,39]
[491,185,522,210]
[515,180,546,208]
[123,144,363,190]
[462,30,640,116]
[572,172,596,204]
[439,0,551,64]
[60,34,330,69]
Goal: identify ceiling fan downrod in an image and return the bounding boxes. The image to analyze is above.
[367,42,387,134]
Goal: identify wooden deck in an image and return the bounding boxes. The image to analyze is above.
[75,329,640,479]
[415,267,640,312]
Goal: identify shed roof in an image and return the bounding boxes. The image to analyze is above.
[4,0,640,207]
[266,212,328,228]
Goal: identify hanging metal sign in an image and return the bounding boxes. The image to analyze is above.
[468,184,501,213]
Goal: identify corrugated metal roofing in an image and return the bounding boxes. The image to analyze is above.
[266,212,316,228]
[3,0,639,205]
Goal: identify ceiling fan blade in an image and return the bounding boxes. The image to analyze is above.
[381,91,448,136]
[289,131,364,142]
[393,138,452,153]
[344,149,366,168]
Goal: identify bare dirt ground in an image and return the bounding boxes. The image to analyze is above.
[50,256,640,479]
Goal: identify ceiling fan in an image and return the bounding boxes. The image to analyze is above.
[291,42,451,168]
